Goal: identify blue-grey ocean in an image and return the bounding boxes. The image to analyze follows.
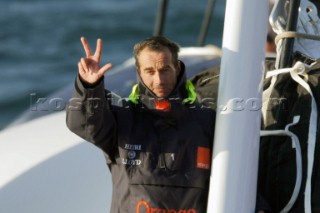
[0,0,225,130]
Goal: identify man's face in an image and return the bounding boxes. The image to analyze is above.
[137,47,180,98]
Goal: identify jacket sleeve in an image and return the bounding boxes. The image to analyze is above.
[66,75,117,158]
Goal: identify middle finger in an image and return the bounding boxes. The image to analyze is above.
[81,37,93,57]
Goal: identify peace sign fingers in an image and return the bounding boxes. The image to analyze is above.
[78,37,112,85]
[81,37,103,63]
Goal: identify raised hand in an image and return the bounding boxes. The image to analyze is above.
[78,37,112,84]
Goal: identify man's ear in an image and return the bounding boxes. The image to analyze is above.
[177,61,181,76]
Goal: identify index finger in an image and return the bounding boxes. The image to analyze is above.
[80,37,92,57]
[94,38,103,62]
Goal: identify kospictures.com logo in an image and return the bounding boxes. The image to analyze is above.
[30,93,288,112]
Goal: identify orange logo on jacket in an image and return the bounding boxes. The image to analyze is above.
[136,200,196,213]
[197,147,211,170]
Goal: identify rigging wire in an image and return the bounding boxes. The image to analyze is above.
[197,0,217,46]
[153,0,169,36]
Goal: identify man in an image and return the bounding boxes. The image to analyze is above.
[67,36,269,212]
[67,36,215,212]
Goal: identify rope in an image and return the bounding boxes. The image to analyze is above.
[275,31,320,45]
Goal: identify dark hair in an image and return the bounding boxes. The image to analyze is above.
[133,35,180,70]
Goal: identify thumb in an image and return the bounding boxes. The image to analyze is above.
[98,63,113,76]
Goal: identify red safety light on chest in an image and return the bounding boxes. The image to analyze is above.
[155,100,170,112]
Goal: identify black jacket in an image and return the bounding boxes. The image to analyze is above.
[258,58,320,212]
[66,64,215,213]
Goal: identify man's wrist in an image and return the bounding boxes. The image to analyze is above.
[78,75,104,89]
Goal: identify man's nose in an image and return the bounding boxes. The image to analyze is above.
[154,71,164,84]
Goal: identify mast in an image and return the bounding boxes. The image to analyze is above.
[207,0,268,212]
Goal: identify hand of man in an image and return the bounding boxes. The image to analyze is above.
[78,37,112,84]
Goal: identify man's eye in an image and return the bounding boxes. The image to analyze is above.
[146,70,154,75]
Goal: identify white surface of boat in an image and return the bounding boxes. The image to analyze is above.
[0,111,112,213]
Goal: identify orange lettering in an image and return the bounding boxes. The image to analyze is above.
[136,201,196,213]
[136,200,151,213]
[151,208,166,213]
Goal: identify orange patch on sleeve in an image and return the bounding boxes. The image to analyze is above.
[197,147,211,170]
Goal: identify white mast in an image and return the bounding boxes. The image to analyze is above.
[207,0,268,212]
